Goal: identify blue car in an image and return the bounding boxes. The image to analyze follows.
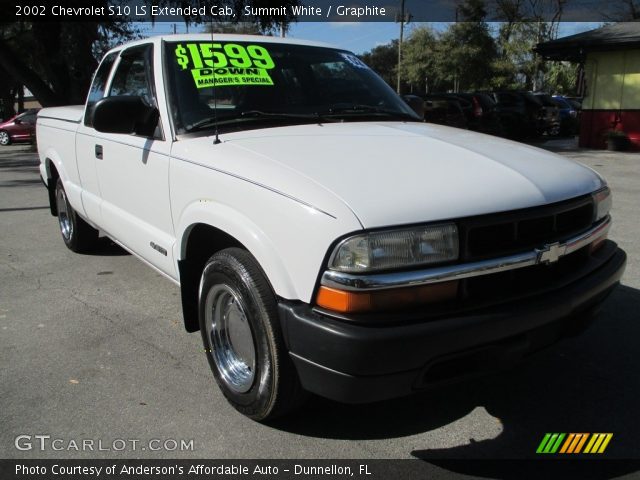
[552,96,580,136]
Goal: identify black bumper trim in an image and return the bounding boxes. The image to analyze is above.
[278,245,626,404]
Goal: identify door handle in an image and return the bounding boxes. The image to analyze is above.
[95,144,103,159]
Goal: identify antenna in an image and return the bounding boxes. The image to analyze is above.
[210,14,221,144]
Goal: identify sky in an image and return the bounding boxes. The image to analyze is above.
[146,21,603,54]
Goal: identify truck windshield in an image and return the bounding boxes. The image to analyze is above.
[165,40,420,134]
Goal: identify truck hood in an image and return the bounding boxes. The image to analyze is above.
[175,122,604,228]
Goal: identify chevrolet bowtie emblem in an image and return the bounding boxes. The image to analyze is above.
[536,242,566,264]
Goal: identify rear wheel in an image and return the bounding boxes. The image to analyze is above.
[0,130,10,146]
[199,248,305,421]
[54,178,99,252]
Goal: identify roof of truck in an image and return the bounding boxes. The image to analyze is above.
[106,34,338,54]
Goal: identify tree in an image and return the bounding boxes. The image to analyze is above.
[359,40,398,88]
[494,22,540,89]
[493,0,569,91]
[543,61,578,94]
[494,20,577,92]
[202,22,263,35]
[0,19,138,106]
[433,0,497,91]
[400,26,438,93]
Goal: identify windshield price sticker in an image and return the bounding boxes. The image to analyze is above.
[175,43,275,88]
[340,53,369,69]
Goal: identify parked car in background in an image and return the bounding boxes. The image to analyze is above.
[552,95,580,136]
[0,109,40,145]
[485,91,546,139]
[565,97,583,107]
[423,94,468,129]
[533,93,561,136]
[448,92,504,136]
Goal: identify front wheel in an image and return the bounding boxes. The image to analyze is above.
[54,178,99,252]
[199,248,304,421]
[0,130,11,146]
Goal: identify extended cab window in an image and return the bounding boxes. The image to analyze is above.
[84,52,117,127]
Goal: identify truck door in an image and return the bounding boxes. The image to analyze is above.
[76,51,118,224]
[93,44,176,278]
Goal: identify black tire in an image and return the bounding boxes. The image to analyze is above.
[198,248,305,421]
[0,130,11,146]
[54,178,99,253]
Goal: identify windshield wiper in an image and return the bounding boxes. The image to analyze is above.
[325,103,420,121]
[185,106,417,133]
[185,110,335,133]
[240,110,328,121]
[186,116,245,132]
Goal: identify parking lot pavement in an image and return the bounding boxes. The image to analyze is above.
[1,143,639,472]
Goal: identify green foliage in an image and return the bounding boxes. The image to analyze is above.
[202,22,263,35]
[399,26,437,92]
[457,0,488,21]
[360,1,580,96]
[434,19,497,91]
[361,0,503,93]
[434,0,497,91]
[495,22,540,89]
[543,62,578,94]
[359,40,398,87]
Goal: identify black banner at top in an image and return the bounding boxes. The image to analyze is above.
[2,0,639,23]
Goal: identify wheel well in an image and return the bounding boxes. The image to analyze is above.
[179,224,244,332]
[46,160,60,216]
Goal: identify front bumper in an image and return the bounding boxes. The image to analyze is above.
[278,242,626,404]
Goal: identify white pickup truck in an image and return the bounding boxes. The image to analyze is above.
[38,34,626,421]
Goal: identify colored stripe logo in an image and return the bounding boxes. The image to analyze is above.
[536,433,613,454]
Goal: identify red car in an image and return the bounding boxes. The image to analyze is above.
[0,109,39,146]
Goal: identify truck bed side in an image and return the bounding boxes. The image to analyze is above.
[37,106,85,218]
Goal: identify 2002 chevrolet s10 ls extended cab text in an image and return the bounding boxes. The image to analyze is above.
[37,35,626,421]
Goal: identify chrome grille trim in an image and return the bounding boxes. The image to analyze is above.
[321,216,611,292]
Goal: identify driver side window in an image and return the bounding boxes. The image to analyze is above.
[110,48,153,103]
[108,45,162,139]
[84,52,117,127]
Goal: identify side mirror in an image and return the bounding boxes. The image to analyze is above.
[403,95,425,119]
[93,96,159,137]
[14,118,22,125]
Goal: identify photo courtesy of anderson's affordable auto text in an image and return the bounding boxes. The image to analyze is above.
[1,1,639,479]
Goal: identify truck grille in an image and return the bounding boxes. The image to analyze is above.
[463,247,591,302]
[459,195,594,261]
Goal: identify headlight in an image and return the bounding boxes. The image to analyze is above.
[329,223,459,273]
[593,187,612,222]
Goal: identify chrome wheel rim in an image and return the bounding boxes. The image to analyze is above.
[205,284,256,393]
[56,186,73,241]
[0,132,9,145]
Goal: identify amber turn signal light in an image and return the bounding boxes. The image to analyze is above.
[589,236,607,254]
[316,281,459,314]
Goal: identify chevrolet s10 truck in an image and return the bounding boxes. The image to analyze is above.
[37,35,626,421]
